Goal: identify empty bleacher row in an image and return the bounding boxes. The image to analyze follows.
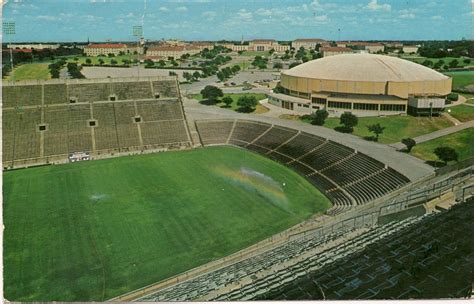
[3,99,190,168]
[195,119,410,208]
[2,78,179,107]
[251,199,474,300]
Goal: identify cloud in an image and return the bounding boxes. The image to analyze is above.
[176,6,188,12]
[159,6,169,12]
[314,14,328,22]
[399,13,415,19]
[202,11,217,19]
[366,0,391,12]
[237,9,252,20]
[431,15,443,20]
[36,15,58,21]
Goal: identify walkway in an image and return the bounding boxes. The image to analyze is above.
[390,120,474,150]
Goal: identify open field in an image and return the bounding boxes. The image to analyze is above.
[323,116,453,144]
[4,146,330,301]
[443,71,474,89]
[240,51,271,57]
[448,104,474,122]
[410,128,474,163]
[191,93,267,113]
[402,56,472,68]
[5,63,51,81]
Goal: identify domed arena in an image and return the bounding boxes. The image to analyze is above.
[269,54,452,116]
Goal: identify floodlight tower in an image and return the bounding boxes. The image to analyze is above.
[3,21,16,83]
[132,25,143,79]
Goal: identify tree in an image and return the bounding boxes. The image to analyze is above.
[231,65,241,73]
[110,59,117,65]
[289,62,300,69]
[108,53,115,57]
[402,138,416,152]
[200,85,223,102]
[216,71,225,81]
[85,58,92,64]
[273,62,283,69]
[463,58,471,64]
[338,112,358,133]
[192,71,201,79]
[434,146,458,165]
[310,109,329,126]
[366,123,385,141]
[158,60,166,67]
[98,58,104,65]
[182,72,193,82]
[222,96,233,107]
[449,59,459,68]
[237,95,258,112]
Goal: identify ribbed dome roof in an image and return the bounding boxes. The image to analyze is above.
[282,54,449,82]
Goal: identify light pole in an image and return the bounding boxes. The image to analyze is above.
[3,21,16,83]
[132,25,142,79]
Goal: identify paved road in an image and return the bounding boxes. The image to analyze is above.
[390,120,474,150]
[182,97,434,182]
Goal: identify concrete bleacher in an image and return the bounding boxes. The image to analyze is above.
[2,77,191,168]
[3,84,42,107]
[251,199,474,300]
[195,119,410,209]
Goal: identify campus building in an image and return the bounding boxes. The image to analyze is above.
[291,39,326,50]
[402,45,420,54]
[84,43,143,56]
[269,54,451,116]
[146,45,200,60]
[321,47,353,57]
[336,41,384,53]
[7,43,60,50]
[219,39,290,53]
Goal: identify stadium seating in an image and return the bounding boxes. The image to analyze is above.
[109,81,153,100]
[250,200,474,300]
[195,119,410,208]
[2,78,190,167]
[93,103,120,151]
[68,83,110,103]
[137,100,184,122]
[44,83,67,104]
[44,106,69,156]
[152,80,179,98]
[3,85,42,107]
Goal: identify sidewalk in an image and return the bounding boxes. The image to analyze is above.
[390,120,474,150]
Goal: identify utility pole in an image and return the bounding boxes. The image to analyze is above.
[3,21,16,83]
[132,25,143,79]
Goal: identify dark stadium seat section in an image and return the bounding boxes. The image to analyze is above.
[252,199,474,300]
[2,77,191,168]
[195,119,410,209]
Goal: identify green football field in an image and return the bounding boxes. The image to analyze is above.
[3,146,330,301]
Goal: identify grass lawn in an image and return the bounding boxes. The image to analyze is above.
[6,63,51,81]
[323,116,453,144]
[448,104,474,122]
[4,146,330,301]
[405,56,471,68]
[443,71,474,89]
[191,93,267,113]
[410,128,474,163]
[240,51,271,57]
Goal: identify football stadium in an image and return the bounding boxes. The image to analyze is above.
[269,54,452,116]
[3,74,473,301]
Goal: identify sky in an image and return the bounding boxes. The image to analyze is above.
[2,0,473,42]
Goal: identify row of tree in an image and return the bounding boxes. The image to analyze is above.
[199,85,258,112]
